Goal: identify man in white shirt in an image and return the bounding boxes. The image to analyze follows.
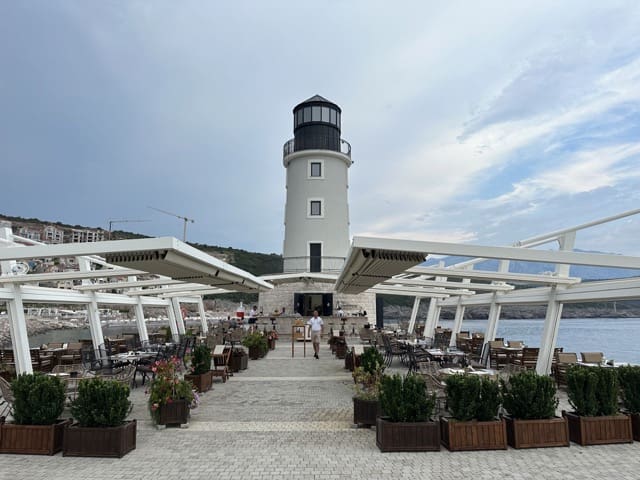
[307,310,324,359]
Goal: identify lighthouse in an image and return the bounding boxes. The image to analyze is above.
[282,95,352,274]
[259,96,374,323]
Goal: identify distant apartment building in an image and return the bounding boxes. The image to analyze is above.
[43,225,65,244]
[70,228,105,243]
[17,226,41,241]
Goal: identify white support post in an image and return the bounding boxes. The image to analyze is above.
[407,297,421,334]
[171,297,186,335]
[77,257,104,351]
[134,297,149,346]
[197,297,208,335]
[422,298,439,340]
[484,292,502,343]
[166,305,180,342]
[449,297,466,347]
[536,287,564,375]
[6,284,33,374]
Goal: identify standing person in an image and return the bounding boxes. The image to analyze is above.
[307,310,324,359]
[248,306,258,325]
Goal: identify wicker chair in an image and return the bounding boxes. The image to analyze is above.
[0,375,15,418]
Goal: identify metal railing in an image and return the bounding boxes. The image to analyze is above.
[283,137,351,158]
[283,255,346,274]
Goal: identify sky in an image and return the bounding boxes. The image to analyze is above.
[1,1,640,256]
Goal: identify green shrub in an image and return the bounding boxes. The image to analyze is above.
[500,370,558,420]
[190,344,212,375]
[242,332,268,354]
[352,363,384,401]
[618,365,640,414]
[11,373,66,425]
[70,377,132,427]
[379,373,435,423]
[567,365,618,417]
[360,347,385,375]
[445,374,501,422]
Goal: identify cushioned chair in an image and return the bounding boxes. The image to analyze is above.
[554,352,578,386]
[580,352,604,364]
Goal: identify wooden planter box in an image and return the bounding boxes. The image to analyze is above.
[353,397,380,427]
[504,415,569,449]
[248,346,261,360]
[0,418,70,455]
[376,417,440,452]
[184,371,212,393]
[63,420,136,458]
[156,399,190,427]
[268,339,276,350]
[335,343,347,359]
[630,413,640,442]
[440,417,507,451]
[563,411,633,446]
[229,353,248,372]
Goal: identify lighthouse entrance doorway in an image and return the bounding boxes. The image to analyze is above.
[294,292,333,317]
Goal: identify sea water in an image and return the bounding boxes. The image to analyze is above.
[388,317,640,365]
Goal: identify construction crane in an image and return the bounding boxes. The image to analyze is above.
[107,219,150,240]
[147,206,195,242]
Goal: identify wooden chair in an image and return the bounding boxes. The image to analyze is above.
[554,352,577,386]
[60,342,84,365]
[513,347,539,370]
[211,344,231,383]
[488,340,507,369]
[507,340,524,348]
[30,348,53,373]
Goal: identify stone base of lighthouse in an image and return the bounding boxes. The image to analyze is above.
[258,281,376,326]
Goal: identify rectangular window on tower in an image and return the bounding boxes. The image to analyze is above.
[310,200,322,216]
[310,162,322,177]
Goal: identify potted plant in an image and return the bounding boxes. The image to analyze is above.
[0,373,69,455]
[229,347,249,372]
[618,365,640,441]
[352,347,385,427]
[266,330,278,350]
[63,377,135,457]
[500,370,568,448]
[376,373,439,452]
[441,374,507,451]
[242,332,268,360]
[148,356,197,428]
[563,365,632,445]
[184,344,213,393]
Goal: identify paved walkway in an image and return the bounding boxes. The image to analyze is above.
[1,340,639,480]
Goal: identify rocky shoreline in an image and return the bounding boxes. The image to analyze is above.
[0,316,88,348]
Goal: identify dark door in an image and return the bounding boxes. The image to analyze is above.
[294,293,304,316]
[322,293,333,317]
[309,243,321,273]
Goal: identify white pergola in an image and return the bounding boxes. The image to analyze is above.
[0,228,272,375]
[335,208,640,375]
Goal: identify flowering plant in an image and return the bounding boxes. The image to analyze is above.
[267,330,279,341]
[147,356,197,423]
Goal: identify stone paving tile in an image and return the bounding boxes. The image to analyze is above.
[0,341,638,480]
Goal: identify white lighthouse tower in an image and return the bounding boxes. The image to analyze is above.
[282,95,352,274]
[259,96,375,323]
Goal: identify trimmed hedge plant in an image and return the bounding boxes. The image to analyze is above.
[190,344,212,375]
[500,370,558,420]
[566,365,618,417]
[11,373,66,425]
[70,377,132,427]
[445,374,501,422]
[617,365,640,414]
[379,373,435,423]
[360,347,385,375]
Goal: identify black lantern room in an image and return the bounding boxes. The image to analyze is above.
[292,95,342,153]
